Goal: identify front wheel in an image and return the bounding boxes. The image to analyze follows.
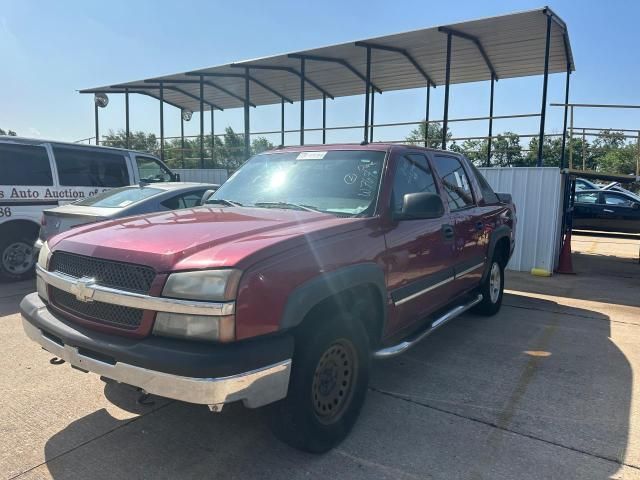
[473,255,504,316]
[0,232,37,281]
[267,313,370,453]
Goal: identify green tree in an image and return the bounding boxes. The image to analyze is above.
[103,129,158,153]
[0,128,17,136]
[405,121,451,148]
[251,137,275,155]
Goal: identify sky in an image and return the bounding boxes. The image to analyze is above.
[0,0,639,148]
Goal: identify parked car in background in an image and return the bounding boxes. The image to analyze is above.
[37,183,219,246]
[573,189,640,233]
[0,137,178,281]
[22,144,515,453]
[575,178,599,191]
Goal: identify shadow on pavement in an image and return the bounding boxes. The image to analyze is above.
[40,294,633,479]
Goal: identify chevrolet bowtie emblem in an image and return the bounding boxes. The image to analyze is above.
[71,277,96,303]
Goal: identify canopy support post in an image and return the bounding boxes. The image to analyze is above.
[159,82,164,161]
[199,75,204,168]
[94,102,99,146]
[364,46,371,143]
[300,58,305,146]
[180,114,185,168]
[244,67,250,159]
[125,88,130,149]
[281,98,285,146]
[560,69,571,170]
[487,74,495,166]
[322,93,327,144]
[442,32,452,150]
[424,84,430,147]
[369,91,375,142]
[537,13,552,167]
[211,109,214,165]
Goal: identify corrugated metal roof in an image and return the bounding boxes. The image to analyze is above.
[81,7,574,112]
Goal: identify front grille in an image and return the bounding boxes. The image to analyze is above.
[50,287,143,330]
[50,252,155,293]
[48,251,155,332]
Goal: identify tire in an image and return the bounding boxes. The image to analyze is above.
[267,312,371,453]
[0,231,37,281]
[472,253,505,316]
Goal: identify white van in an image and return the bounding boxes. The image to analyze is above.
[0,137,177,281]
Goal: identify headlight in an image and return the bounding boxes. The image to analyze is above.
[153,312,235,342]
[36,241,51,301]
[162,269,242,302]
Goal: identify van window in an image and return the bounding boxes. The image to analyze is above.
[136,156,173,183]
[0,143,53,185]
[53,146,128,187]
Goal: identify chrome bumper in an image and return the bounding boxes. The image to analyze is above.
[22,308,291,410]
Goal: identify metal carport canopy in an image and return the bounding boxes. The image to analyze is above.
[80,6,574,112]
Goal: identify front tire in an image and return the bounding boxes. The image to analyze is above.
[267,313,370,453]
[0,232,36,281]
[473,254,504,316]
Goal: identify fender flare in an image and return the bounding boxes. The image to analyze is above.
[279,263,388,331]
[481,225,512,282]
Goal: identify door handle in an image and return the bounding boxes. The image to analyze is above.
[603,209,614,214]
[442,224,455,241]
[475,221,484,231]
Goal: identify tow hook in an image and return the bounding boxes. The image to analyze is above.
[49,357,65,365]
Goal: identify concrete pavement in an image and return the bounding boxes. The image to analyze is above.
[1,234,639,479]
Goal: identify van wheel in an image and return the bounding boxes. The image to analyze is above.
[267,313,370,453]
[0,233,36,281]
[473,254,504,316]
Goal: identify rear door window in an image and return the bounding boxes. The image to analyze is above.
[136,156,173,183]
[469,163,499,204]
[432,155,475,211]
[0,143,53,185]
[53,146,129,187]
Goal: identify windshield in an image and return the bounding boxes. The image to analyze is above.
[209,150,386,216]
[73,186,162,208]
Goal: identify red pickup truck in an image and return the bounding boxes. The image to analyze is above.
[21,144,515,452]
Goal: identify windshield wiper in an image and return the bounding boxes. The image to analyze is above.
[253,201,322,213]
[205,199,244,207]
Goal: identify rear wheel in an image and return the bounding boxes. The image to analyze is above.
[0,232,36,281]
[267,313,370,453]
[473,254,504,316]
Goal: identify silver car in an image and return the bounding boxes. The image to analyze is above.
[37,182,218,246]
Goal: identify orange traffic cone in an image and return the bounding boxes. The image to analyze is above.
[556,230,575,274]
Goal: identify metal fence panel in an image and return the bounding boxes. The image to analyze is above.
[478,167,563,273]
[174,168,228,184]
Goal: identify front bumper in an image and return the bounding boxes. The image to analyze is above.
[21,293,293,409]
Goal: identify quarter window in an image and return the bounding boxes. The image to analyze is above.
[161,190,207,210]
[0,143,53,185]
[432,155,475,211]
[53,146,128,187]
[391,154,438,213]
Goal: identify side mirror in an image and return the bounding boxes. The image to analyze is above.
[172,172,181,182]
[200,189,217,205]
[394,192,445,221]
[632,202,640,210]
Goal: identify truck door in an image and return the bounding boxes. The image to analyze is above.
[383,152,456,335]
[431,154,485,294]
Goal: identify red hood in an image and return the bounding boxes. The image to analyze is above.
[50,206,364,272]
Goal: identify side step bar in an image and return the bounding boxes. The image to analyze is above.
[373,294,483,359]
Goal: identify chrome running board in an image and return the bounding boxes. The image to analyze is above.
[373,294,483,359]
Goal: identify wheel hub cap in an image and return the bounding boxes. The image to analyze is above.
[489,262,501,303]
[312,339,357,424]
[2,242,34,275]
